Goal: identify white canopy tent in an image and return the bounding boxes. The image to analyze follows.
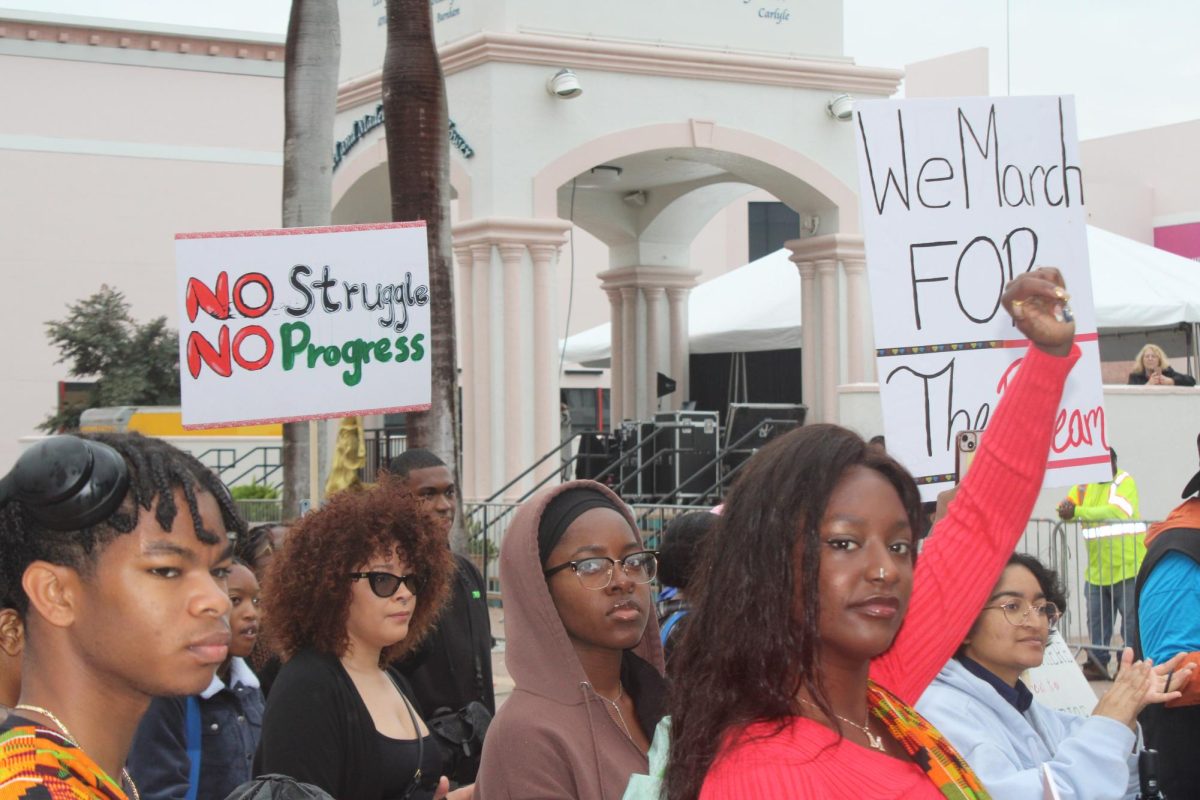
[561,225,1200,368]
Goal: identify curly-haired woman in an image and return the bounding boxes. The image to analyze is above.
[254,477,469,800]
[664,269,1083,799]
[1127,343,1196,386]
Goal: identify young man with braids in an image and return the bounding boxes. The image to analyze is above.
[0,432,243,799]
[388,449,494,785]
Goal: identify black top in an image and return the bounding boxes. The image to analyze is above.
[1128,366,1197,387]
[255,649,442,800]
[375,731,440,800]
[396,553,495,717]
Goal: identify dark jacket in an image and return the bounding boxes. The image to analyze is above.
[395,554,495,717]
[255,648,440,800]
[1127,366,1197,386]
[127,657,265,800]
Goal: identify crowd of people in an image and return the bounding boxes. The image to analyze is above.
[1,268,1199,799]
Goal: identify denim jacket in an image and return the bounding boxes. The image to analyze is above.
[128,658,266,800]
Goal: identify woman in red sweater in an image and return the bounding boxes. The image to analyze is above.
[664,268,1079,800]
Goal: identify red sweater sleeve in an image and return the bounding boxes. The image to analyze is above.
[871,344,1081,703]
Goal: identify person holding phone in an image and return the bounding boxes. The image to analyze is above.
[1127,344,1196,387]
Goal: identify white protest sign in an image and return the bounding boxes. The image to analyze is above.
[854,96,1111,500]
[175,222,431,429]
[1024,630,1098,717]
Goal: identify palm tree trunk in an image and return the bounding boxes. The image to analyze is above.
[281,0,340,519]
[382,0,466,553]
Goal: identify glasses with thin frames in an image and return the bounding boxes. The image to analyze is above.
[349,571,424,598]
[543,550,658,590]
[983,600,1061,631]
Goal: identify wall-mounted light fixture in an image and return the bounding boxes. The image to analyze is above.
[826,93,854,121]
[547,68,583,99]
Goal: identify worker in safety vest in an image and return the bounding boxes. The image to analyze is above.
[1057,446,1145,680]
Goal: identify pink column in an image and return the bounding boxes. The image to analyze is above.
[843,257,868,383]
[620,287,639,420]
[605,288,624,425]
[816,259,839,423]
[643,286,664,416]
[468,242,493,497]
[794,260,818,420]
[666,287,689,411]
[529,243,561,482]
[498,243,528,498]
[452,243,475,499]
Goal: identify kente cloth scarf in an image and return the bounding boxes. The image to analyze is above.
[0,723,128,800]
[868,681,992,800]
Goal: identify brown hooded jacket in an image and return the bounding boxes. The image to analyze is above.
[476,480,667,800]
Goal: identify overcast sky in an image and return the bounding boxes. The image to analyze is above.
[4,0,1197,139]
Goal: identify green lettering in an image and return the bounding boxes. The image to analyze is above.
[394,335,410,363]
[374,338,392,362]
[322,347,341,366]
[280,321,310,371]
[307,344,325,368]
[341,339,367,387]
[411,333,425,362]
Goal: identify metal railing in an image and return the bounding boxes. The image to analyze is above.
[363,427,408,482]
[234,498,285,525]
[194,446,283,490]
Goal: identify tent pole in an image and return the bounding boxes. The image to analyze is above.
[1192,323,1200,379]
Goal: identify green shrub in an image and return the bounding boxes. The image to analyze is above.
[230,482,280,500]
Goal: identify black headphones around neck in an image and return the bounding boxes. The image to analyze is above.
[0,436,130,531]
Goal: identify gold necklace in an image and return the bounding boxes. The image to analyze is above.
[798,697,885,752]
[15,703,142,800]
[595,683,634,743]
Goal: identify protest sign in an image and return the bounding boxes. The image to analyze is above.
[1024,630,1098,717]
[854,96,1111,499]
[175,222,431,429]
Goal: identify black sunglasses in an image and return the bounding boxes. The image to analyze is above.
[349,571,424,598]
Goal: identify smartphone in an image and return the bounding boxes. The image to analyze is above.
[955,430,981,484]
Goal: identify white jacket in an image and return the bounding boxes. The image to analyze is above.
[916,658,1138,800]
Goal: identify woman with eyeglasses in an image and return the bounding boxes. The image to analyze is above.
[254,477,472,799]
[475,483,666,800]
[916,553,1191,799]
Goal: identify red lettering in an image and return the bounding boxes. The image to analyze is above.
[1051,405,1108,453]
[232,272,273,319]
[187,328,232,378]
[185,272,231,323]
[232,325,274,371]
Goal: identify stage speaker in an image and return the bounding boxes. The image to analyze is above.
[723,403,807,482]
[652,411,719,502]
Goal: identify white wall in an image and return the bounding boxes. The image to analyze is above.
[0,39,283,471]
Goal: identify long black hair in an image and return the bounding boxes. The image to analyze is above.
[664,424,924,800]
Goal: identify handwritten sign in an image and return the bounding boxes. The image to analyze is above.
[175,222,431,429]
[854,96,1111,500]
[1024,630,1098,717]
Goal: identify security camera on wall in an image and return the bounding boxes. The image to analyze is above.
[547,68,583,99]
